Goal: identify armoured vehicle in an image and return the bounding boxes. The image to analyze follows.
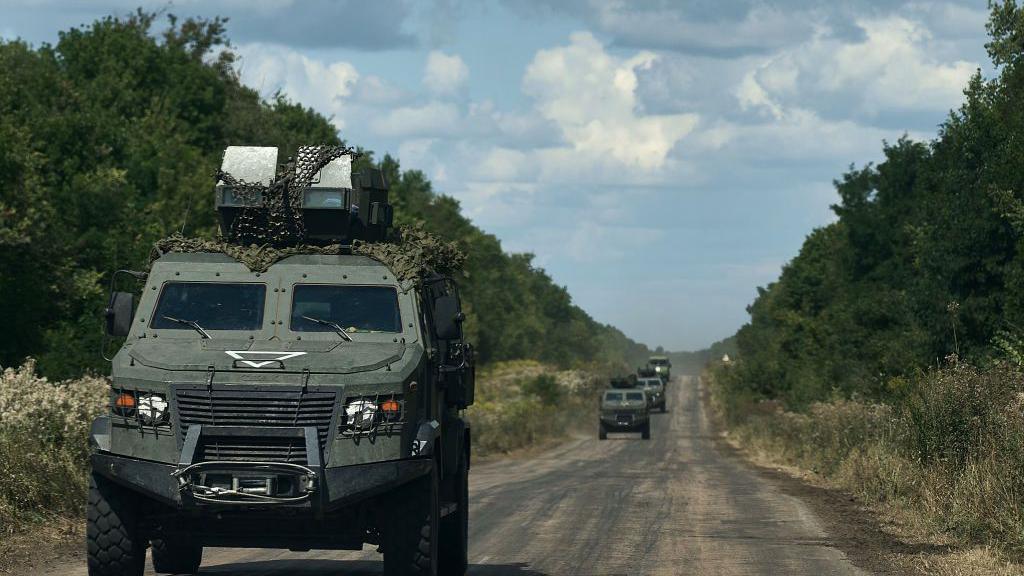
[636,376,666,412]
[647,355,672,384]
[88,146,474,576]
[598,379,650,440]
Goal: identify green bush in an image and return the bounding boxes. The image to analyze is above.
[521,374,564,406]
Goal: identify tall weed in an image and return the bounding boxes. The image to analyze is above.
[0,360,107,531]
[711,360,1024,558]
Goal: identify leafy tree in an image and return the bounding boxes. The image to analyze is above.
[728,1,1024,408]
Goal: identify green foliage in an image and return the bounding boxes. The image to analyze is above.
[0,11,650,379]
[727,2,1024,407]
[521,373,564,406]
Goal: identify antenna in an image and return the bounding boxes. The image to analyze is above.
[180,186,195,236]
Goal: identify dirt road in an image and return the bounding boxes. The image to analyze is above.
[38,376,869,575]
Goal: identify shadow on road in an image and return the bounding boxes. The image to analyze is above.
[195,560,551,575]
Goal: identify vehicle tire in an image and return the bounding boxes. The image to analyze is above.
[598,422,607,440]
[383,467,439,576]
[438,455,468,576]
[87,473,146,576]
[660,402,667,413]
[641,422,651,440]
[151,536,202,574]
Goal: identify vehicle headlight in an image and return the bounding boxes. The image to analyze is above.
[654,366,662,372]
[137,393,169,425]
[344,399,379,431]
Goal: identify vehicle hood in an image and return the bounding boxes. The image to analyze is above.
[126,338,407,374]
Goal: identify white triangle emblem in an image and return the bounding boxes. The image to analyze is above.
[225,350,307,368]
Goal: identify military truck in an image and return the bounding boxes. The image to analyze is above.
[648,355,672,384]
[636,376,666,412]
[88,147,474,576]
[598,378,650,440]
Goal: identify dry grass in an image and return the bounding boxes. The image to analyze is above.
[0,360,107,571]
[709,360,1024,575]
[905,548,1024,576]
[465,360,604,457]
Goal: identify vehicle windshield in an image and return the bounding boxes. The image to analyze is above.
[291,285,401,333]
[626,392,645,401]
[604,392,624,402]
[151,282,266,331]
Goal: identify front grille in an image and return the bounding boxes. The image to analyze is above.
[198,437,308,464]
[176,388,337,464]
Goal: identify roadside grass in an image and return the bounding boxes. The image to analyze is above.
[465,360,606,457]
[707,360,1024,574]
[0,360,107,570]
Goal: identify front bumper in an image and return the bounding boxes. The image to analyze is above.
[90,420,432,514]
[599,413,649,430]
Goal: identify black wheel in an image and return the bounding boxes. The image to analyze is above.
[660,402,667,413]
[383,467,439,576]
[598,422,607,440]
[151,536,202,574]
[87,473,146,576]
[641,422,651,440]
[438,455,468,576]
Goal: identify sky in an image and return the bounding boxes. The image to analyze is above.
[1,0,994,351]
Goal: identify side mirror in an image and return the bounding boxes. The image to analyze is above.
[105,292,135,337]
[433,295,463,340]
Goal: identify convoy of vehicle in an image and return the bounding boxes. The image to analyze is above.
[89,146,474,576]
[597,355,675,439]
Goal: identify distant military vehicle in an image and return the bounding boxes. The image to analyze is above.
[648,355,672,383]
[89,146,474,576]
[599,379,650,440]
[636,376,666,412]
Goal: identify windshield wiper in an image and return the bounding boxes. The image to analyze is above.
[301,315,353,342]
[161,316,212,339]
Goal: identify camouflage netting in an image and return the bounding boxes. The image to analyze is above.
[152,235,345,273]
[352,223,466,283]
[152,223,465,283]
[217,145,358,246]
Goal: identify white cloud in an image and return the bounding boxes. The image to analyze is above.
[371,101,462,138]
[523,32,698,170]
[822,17,975,113]
[741,16,976,120]
[423,51,469,95]
[235,43,358,129]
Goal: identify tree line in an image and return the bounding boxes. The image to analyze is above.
[0,11,650,379]
[727,1,1024,407]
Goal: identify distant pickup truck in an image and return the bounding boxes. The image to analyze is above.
[598,389,651,440]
